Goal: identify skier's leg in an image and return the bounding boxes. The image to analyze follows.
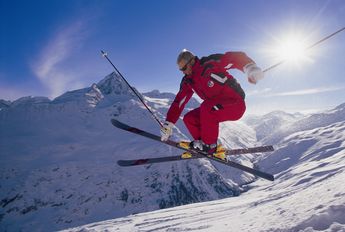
[183,107,201,140]
[199,101,219,145]
[199,99,246,160]
[215,99,246,122]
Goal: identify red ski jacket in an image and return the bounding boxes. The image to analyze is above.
[166,52,254,124]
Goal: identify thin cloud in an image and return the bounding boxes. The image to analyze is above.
[267,86,345,97]
[247,88,272,96]
[32,21,88,98]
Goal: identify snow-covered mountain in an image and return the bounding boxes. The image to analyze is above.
[1,72,344,231]
[0,100,11,111]
[244,111,305,141]
[65,106,345,232]
[262,104,345,145]
[0,72,260,231]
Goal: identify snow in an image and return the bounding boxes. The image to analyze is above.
[63,120,345,232]
[244,110,305,141]
[1,72,344,231]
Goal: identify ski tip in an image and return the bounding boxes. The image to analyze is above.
[117,159,149,166]
[267,145,275,151]
[111,118,122,127]
[258,172,274,181]
[117,160,131,166]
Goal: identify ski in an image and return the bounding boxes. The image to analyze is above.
[111,119,274,181]
[117,155,196,166]
[117,145,274,166]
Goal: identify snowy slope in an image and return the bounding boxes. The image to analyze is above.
[0,100,11,111]
[2,71,344,231]
[64,109,345,232]
[244,111,305,141]
[0,72,261,231]
[263,104,345,144]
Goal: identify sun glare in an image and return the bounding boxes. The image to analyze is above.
[269,32,314,66]
[277,37,306,61]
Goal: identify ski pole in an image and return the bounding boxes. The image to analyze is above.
[263,26,345,73]
[101,50,164,128]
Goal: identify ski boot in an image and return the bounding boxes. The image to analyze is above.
[211,144,227,161]
[178,140,204,153]
[179,141,194,159]
[181,151,193,159]
[178,140,204,159]
[178,141,192,150]
[178,140,227,161]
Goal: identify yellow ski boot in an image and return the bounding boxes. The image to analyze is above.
[212,144,227,161]
[181,151,193,159]
[178,141,191,150]
[179,141,193,159]
[178,141,227,161]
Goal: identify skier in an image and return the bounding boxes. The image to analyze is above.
[160,49,264,160]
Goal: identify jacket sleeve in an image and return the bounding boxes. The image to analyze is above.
[166,77,194,124]
[220,52,255,72]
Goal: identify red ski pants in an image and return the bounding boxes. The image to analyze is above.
[183,99,246,145]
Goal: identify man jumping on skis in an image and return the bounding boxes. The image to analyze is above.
[160,49,264,161]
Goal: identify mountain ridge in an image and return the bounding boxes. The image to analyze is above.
[1,72,344,231]
[0,73,246,231]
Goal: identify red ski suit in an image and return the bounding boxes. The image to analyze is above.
[166,52,254,145]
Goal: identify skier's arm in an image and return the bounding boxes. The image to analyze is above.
[221,52,264,84]
[161,77,193,141]
[166,77,194,124]
[220,51,255,71]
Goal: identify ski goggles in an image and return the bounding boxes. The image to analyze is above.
[179,57,193,71]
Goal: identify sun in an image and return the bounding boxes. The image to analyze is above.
[269,32,314,66]
[276,36,307,61]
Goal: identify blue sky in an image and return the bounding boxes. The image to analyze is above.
[1,0,344,115]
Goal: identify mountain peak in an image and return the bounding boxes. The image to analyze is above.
[143,90,176,99]
[96,72,135,96]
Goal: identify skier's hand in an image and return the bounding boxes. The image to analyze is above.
[244,63,264,84]
[160,121,174,141]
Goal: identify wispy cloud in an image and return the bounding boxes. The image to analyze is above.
[247,88,273,96]
[266,86,345,97]
[247,86,345,98]
[32,21,88,98]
